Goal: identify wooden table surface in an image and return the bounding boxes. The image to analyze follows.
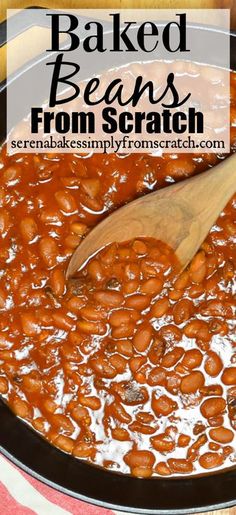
[1,0,236,29]
[0,1,236,514]
[1,0,236,21]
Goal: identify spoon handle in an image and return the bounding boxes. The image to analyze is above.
[170,152,236,267]
[182,152,236,209]
[67,153,236,277]
[172,152,236,230]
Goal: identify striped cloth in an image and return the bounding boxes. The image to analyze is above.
[0,454,123,515]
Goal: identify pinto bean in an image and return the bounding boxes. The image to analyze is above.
[129,356,147,374]
[166,372,181,395]
[22,374,42,393]
[148,337,166,365]
[173,299,193,325]
[201,397,226,419]
[73,442,95,458]
[87,260,104,282]
[159,324,182,343]
[67,296,85,312]
[189,251,207,283]
[49,269,65,297]
[39,237,58,268]
[174,271,189,290]
[181,349,203,369]
[51,414,74,434]
[183,319,210,342]
[81,178,100,198]
[150,297,169,318]
[0,288,7,309]
[167,458,193,474]
[129,421,156,435]
[131,467,153,478]
[180,371,205,394]
[0,376,8,394]
[40,209,62,225]
[65,235,81,251]
[109,309,131,327]
[199,452,224,469]
[54,435,74,453]
[110,402,131,423]
[94,290,124,308]
[209,427,234,444]
[78,394,101,410]
[90,357,117,378]
[112,322,136,339]
[77,319,106,335]
[55,190,77,213]
[110,354,127,373]
[11,398,32,419]
[200,300,232,318]
[227,388,236,427]
[21,312,39,336]
[187,434,207,460]
[178,434,191,447]
[116,340,133,357]
[151,433,175,453]
[200,385,223,397]
[204,351,223,377]
[53,311,75,331]
[20,217,38,242]
[161,347,184,368]
[71,406,90,423]
[124,449,155,469]
[80,306,105,321]
[125,294,150,311]
[140,278,163,295]
[221,367,236,385]
[152,394,178,417]
[132,240,147,255]
[123,280,139,294]
[133,322,153,352]
[70,222,87,236]
[112,428,130,441]
[3,165,21,183]
[155,462,171,476]
[148,366,167,386]
[208,416,224,427]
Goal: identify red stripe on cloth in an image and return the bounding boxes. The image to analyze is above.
[0,477,36,515]
[19,467,115,515]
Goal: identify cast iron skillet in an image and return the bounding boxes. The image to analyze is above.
[0,8,235,514]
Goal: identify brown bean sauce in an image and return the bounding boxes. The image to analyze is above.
[0,73,235,478]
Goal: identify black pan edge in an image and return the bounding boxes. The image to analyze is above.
[1,448,236,515]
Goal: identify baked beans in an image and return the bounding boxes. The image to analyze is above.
[0,72,235,478]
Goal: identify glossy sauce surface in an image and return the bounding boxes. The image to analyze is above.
[0,75,235,478]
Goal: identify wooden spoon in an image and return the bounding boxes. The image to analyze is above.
[66,153,236,278]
